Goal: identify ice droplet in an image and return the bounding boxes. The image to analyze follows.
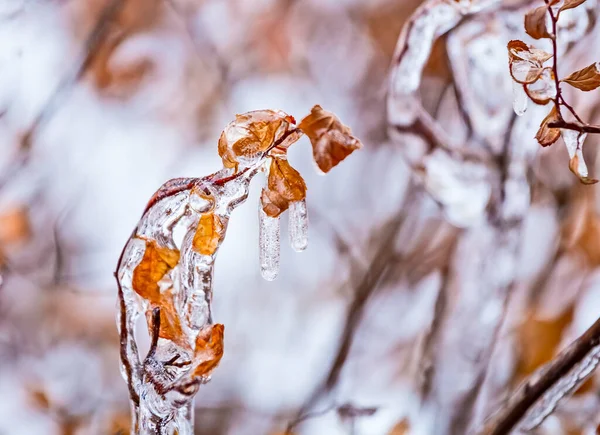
[562,129,589,176]
[512,81,528,116]
[288,200,308,252]
[259,206,280,281]
[520,345,600,431]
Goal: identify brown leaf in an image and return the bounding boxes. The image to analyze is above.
[507,40,552,65]
[193,323,224,377]
[563,63,600,91]
[192,212,224,256]
[260,158,307,217]
[218,110,297,170]
[132,239,180,303]
[560,0,587,12]
[156,290,187,347]
[524,6,552,39]
[298,105,362,173]
[536,106,561,147]
[132,240,187,347]
[569,153,599,185]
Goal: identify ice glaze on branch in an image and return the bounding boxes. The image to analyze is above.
[115,107,361,434]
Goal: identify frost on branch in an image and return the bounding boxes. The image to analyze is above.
[115,107,361,434]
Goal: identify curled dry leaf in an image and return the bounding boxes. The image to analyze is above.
[560,0,587,12]
[218,110,297,170]
[562,62,600,91]
[260,157,307,218]
[298,105,363,173]
[569,153,599,185]
[536,106,561,147]
[193,212,224,256]
[524,6,552,40]
[193,323,224,377]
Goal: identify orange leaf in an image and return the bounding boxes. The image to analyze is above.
[148,289,187,348]
[218,110,297,170]
[562,63,600,91]
[535,106,561,147]
[298,105,362,173]
[193,323,224,378]
[132,239,180,303]
[192,212,224,256]
[560,0,587,12]
[524,6,551,40]
[260,158,307,217]
[569,153,599,185]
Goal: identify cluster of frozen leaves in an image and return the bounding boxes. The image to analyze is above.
[508,0,600,184]
[116,105,361,432]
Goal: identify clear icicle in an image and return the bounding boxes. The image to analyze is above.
[562,129,589,176]
[288,200,308,252]
[259,206,280,281]
[512,81,528,116]
[520,345,600,431]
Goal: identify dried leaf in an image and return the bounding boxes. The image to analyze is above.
[298,105,362,173]
[507,40,552,65]
[149,289,187,348]
[132,240,180,303]
[218,110,297,170]
[193,323,224,377]
[260,158,307,217]
[192,212,224,256]
[524,6,552,40]
[562,63,600,91]
[569,153,599,185]
[536,106,561,147]
[560,0,587,12]
[132,240,187,346]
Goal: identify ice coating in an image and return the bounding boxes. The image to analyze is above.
[288,199,308,252]
[259,206,281,281]
[562,129,589,176]
[115,109,323,434]
[520,345,600,431]
[117,174,253,434]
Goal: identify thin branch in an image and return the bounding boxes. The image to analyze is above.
[548,120,600,134]
[480,316,600,435]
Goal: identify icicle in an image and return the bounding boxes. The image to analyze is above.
[520,345,600,431]
[512,81,528,116]
[259,206,280,281]
[288,200,308,252]
[562,129,589,176]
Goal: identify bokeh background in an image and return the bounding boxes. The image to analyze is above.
[2,0,600,434]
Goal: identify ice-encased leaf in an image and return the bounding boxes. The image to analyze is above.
[561,129,598,184]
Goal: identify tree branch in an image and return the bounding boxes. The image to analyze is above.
[479,316,600,435]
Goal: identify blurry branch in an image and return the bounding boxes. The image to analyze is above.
[288,190,418,432]
[0,0,126,189]
[479,316,600,435]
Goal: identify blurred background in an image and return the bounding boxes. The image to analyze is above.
[1,0,600,434]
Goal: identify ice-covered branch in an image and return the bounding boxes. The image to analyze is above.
[479,316,600,435]
[115,108,361,434]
